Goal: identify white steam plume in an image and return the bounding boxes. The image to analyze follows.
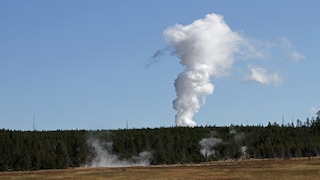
[164,14,243,127]
[240,146,248,158]
[199,137,222,157]
[86,139,151,167]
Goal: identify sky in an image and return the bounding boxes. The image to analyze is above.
[0,1,319,130]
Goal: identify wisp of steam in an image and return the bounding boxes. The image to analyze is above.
[163,13,243,127]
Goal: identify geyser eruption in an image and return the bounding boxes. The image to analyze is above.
[164,14,243,126]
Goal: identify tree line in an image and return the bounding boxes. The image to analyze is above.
[1,115,320,171]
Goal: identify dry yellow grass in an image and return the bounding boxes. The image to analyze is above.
[1,158,319,180]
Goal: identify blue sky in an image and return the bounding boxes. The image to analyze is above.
[0,1,319,130]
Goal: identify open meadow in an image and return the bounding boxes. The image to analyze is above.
[0,158,319,180]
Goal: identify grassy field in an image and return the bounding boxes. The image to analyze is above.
[1,158,319,179]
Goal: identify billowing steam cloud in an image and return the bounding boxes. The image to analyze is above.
[159,13,304,127]
[164,14,243,127]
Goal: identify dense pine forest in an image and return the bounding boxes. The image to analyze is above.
[1,115,320,171]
